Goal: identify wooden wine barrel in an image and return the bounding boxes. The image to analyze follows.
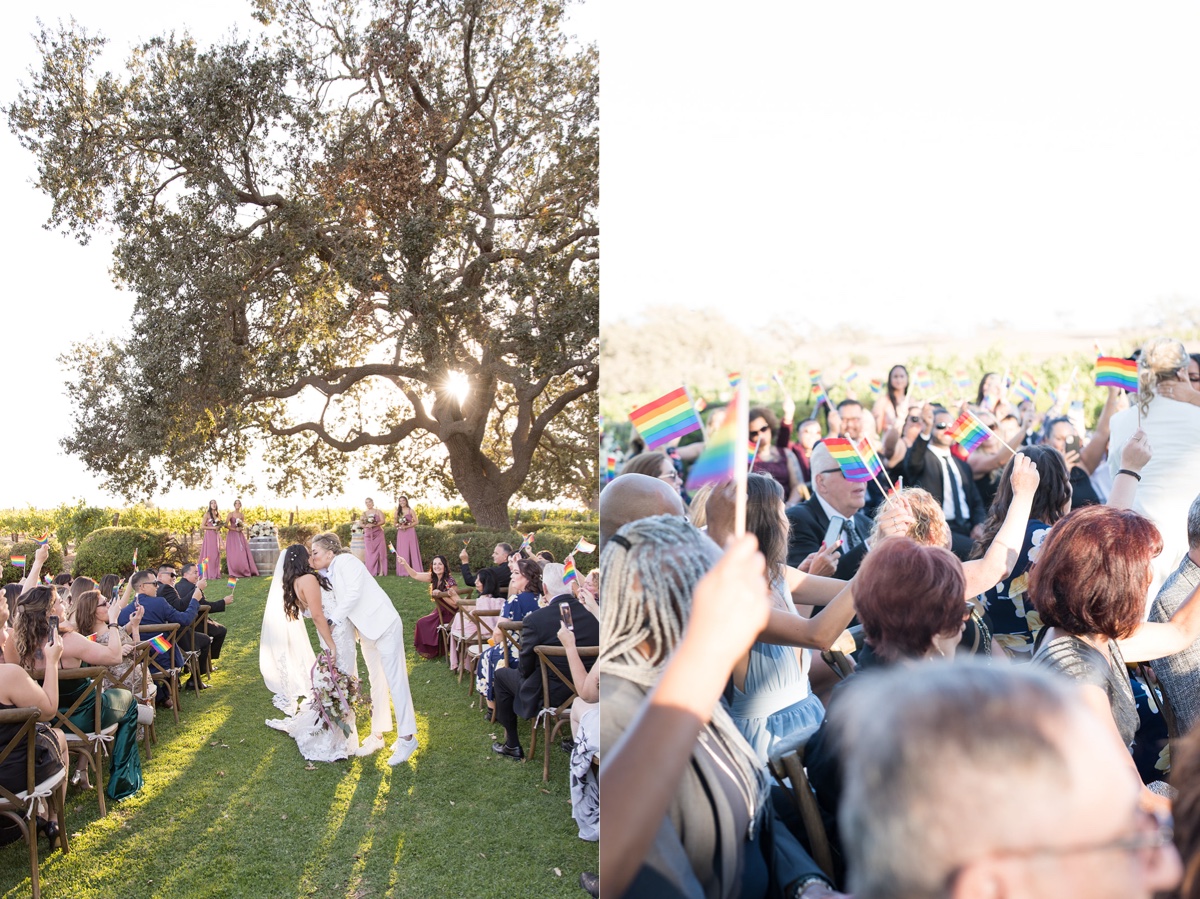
[249,535,281,573]
[350,532,366,563]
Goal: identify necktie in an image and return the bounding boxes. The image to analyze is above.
[842,517,860,550]
[940,455,966,521]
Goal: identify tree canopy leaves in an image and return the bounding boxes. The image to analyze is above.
[11,0,598,526]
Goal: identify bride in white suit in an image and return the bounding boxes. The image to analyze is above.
[309,532,419,766]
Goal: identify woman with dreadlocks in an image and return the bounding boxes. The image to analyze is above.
[598,515,845,899]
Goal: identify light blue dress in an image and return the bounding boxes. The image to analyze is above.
[726,577,825,765]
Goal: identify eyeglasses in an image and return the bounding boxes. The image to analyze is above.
[750,425,772,437]
[660,470,682,483]
[908,416,922,424]
[98,601,110,608]
[817,468,845,477]
[978,809,1173,867]
[934,422,950,430]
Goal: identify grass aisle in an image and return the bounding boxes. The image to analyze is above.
[0,575,597,898]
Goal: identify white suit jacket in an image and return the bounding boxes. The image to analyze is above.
[326,552,401,641]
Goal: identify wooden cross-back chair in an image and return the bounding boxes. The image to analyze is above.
[767,724,837,883]
[0,707,69,898]
[101,641,155,759]
[530,645,599,782]
[466,608,502,704]
[139,623,183,725]
[38,666,114,817]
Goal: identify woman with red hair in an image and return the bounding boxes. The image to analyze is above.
[1031,504,1200,807]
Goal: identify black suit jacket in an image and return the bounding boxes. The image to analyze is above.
[514,593,599,719]
[177,578,226,612]
[785,496,872,581]
[460,562,512,594]
[904,435,986,530]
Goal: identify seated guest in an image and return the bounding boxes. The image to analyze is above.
[491,563,598,761]
[747,406,804,504]
[904,403,987,559]
[1041,415,1103,508]
[6,585,142,803]
[449,568,503,674]
[404,554,460,659]
[833,661,1182,899]
[786,442,872,579]
[174,563,229,665]
[477,559,542,713]
[458,542,512,596]
[156,566,213,683]
[1150,492,1200,736]
[119,570,200,681]
[598,472,685,550]
[1031,505,1200,810]
[73,587,156,721]
[599,517,845,899]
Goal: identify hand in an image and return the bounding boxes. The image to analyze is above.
[398,557,409,571]
[970,523,985,541]
[803,543,840,577]
[1155,378,1200,405]
[781,393,796,423]
[492,628,505,645]
[43,637,63,668]
[130,604,145,626]
[108,603,121,626]
[685,534,770,669]
[34,544,49,564]
[557,624,576,650]
[829,629,858,656]
[1063,449,1082,470]
[223,594,235,605]
[197,578,208,590]
[459,548,469,563]
[1119,429,1152,473]
[875,495,917,541]
[920,402,935,431]
[122,644,135,657]
[1008,452,1041,497]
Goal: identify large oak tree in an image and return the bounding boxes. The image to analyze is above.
[10,0,598,527]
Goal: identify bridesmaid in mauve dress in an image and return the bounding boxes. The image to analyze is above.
[225,498,260,577]
[361,498,389,576]
[200,500,223,578]
[394,495,424,576]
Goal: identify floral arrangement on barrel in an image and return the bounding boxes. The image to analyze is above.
[310,651,370,737]
[248,521,278,539]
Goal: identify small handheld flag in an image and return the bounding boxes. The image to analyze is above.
[1095,357,1138,392]
[914,368,935,392]
[868,378,883,396]
[562,555,577,583]
[686,384,746,492]
[727,371,742,388]
[9,556,25,569]
[856,438,884,480]
[811,383,829,408]
[629,387,704,450]
[822,438,873,482]
[944,411,994,453]
[148,635,172,654]
[388,542,397,554]
[43,574,53,585]
[573,538,596,555]
[842,365,860,384]
[227,577,238,591]
[35,534,50,546]
[517,532,535,553]
[132,548,139,569]
[1012,372,1038,403]
[462,538,471,547]
[954,370,973,392]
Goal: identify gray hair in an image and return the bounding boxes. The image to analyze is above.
[598,514,768,816]
[1188,494,1200,550]
[541,563,568,597]
[312,532,349,555]
[835,662,1074,899]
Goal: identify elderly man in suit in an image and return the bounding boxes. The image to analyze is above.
[310,532,418,766]
[905,403,986,560]
[491,563,600,760]
[785,441,873,580]
[1150,493,1200,735]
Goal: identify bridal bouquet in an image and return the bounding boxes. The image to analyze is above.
[310,651,371,737]
[249,521,278,539]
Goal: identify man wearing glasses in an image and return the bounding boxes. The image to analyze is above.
[155,566,213,690]
[835,661,1181,899]
[905,403,986,560]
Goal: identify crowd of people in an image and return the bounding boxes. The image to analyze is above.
[600,337,1200,899]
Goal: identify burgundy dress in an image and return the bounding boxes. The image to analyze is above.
[413,579,458,659]
[224,515,260,577]
[200,518,222,578]
[362,511,388,576]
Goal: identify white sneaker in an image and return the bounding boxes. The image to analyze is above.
[357,733,385,757]
[388,735,418,766]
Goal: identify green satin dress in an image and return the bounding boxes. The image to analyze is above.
[58,670,142,802]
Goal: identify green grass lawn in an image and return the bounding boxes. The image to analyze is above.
[0,576,596,898]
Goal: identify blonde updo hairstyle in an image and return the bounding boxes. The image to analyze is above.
[868,487,952,550]
[1138,337,1189,418]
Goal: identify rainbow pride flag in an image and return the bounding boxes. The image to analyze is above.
[227,577,238,591]
[148,635,172,654]
[868,378,883,396]
[562,555,577,583]
[686,386,745,491]
[573,538,596,555]
[629,387,703,450]
[945,411,992,453]
[747,439,760,467]
[35,534,50,546]
[9,556,25,569]
[954,370,973,391]
[517,532,535,553]
[808,369,823,385]
[1095,357,1138,392]
[727,372,742,387]
[131,548,139,569]
[604,455,616,482]
[822,438,873,482]
[694,396,708,413]
[914,368,935,391]
[1012,372,1038,403]
[842,365,860,384]
[857,438,884,479]
[811,383,829,408]
[388,542,396,554]
[43,574,53,585]
[753,377,771,393]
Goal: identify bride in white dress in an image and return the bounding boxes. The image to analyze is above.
[261,544,374,761]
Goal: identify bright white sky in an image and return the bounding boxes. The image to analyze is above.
[0,0,597,510]
[601,3,1200,337]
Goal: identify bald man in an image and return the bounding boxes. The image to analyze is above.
[785,442,872,579]
[599,473,686,549]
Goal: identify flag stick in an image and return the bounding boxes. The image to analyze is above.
[734,381,748,538]
[748,432,763,473]
[851,438,894,494]
[968,410,1018,458]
